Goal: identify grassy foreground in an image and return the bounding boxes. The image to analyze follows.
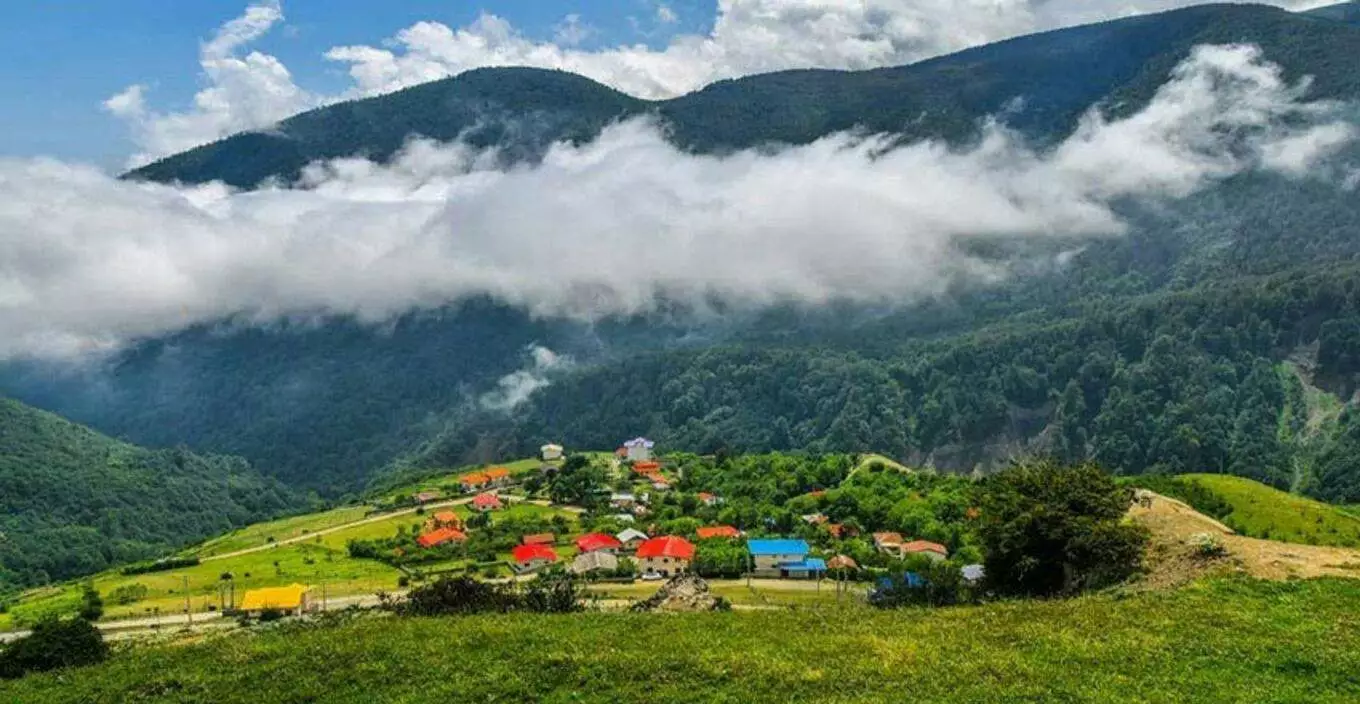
[1180,474,1360,548]
[4,578,1359,703]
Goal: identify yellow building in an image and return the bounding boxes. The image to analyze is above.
[238,584,312,616]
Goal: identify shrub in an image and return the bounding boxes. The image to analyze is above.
[980,459,1149,597]
[1190,533,1229,559]
[0,617,108,679]
[394,576,519,616]
[257,609,285,623]
[119,557,200,576]
[78,583,104,622]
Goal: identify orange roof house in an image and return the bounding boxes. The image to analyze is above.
[522,533,556,546]
[827,555,858,570]
[902,540,949,558]
[413,491,441,503]
[485,467,511,482]
[472,492,503,511]
[512,544,559,565]
[460,472,490,489]
[696,525,741,540]
[417,527,467,549]
[431,511,462,528]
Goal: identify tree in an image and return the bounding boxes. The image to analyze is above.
[77,583,103,622]
[979,459,1148,596]
[0,617,108,679]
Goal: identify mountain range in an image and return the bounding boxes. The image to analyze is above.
[7,1,1360,515]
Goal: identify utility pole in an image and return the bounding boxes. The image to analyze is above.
[183,576,192,626]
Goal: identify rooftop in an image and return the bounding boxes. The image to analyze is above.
[748,539,810,556]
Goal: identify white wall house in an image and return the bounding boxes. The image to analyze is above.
[623,437,654,462]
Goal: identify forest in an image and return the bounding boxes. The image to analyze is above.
[0,399,304,596]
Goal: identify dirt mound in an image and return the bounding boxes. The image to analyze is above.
[1129,492,1360,588]
[630,573,724,612]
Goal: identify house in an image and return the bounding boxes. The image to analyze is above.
[632,461,662,476]
[801,513,829,526]
[412,490,440,504]
[611,513,637,524]
[460,472,490,493]
[623,437,655,461]
[512,544,558,572]
[522,533,555,546]
[747,539,815,578]
[430,511,462,530]
[472,492,503,512]
[826,523,853,539]
[697,492,723,507]
[635,536,695,577]
[872,532,904,554]
[575,533,623,554]
[781,558,827,580]
[541,443,564,461]
[617,528,649,552]
[610,493,639,509]
[650,476,671,491]
[417,527,467,549]
[238,584,312,616]
[484,467,512,487]
[901,540,949,561]
[570,550,619,575]
[827,555,858,571]
[695,525,741,540]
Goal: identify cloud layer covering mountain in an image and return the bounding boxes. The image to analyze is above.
[104,0,1336,164]
[0,44,1351,360]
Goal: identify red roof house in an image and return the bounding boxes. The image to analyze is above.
[575,533,623,553]
[431,511,462,528]
[695,525,741,540]
[472,493,503,511]
[635,536,696,561]
[512,543,559,565]
[521,533,555,546]
[417,527,467,548]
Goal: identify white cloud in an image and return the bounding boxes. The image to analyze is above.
[105,1,318,168]
[11,45,1349,361]
[656,4,679,25]
[108,0,1336,163]
[480,345,572,411]
[553,14,595,47]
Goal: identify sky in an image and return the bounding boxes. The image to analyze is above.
[0,0,1334,169]
[0,0,710,167]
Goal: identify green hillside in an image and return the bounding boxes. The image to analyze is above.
[1179,474,1360,547]
[3,578,1358,703]
[0,398,304,596]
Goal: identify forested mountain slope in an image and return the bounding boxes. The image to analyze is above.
[0,399,304,594]
[129,4,1360,189]
[5,3,1360,500]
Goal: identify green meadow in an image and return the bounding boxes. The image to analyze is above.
[1180,474,1360,548]
[4,578,1358,703]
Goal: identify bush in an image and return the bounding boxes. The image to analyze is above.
[980,459,1149,597]
[392,573,589,616]
[110,584,150,605]
[0,618,108,679]
[1190,533,1229,559]
[78,583,103,622]
[119,557,200,576]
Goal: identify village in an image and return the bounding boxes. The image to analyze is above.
[224,438,979,619]
[2,440,984,636]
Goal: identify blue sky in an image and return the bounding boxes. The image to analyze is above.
[0,1,712,166]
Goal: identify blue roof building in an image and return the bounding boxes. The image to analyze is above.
[748,539,823,579]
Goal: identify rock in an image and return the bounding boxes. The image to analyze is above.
[630,573,723,612]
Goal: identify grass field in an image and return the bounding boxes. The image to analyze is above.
[1179,474,1360,548]
[1,501,583,631]
[191,505,372,558]
[587,579,862,608]
[4,578,1358,702]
